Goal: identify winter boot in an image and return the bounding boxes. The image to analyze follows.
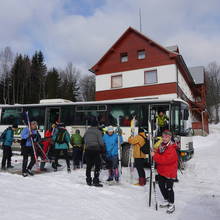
[27,169,34,176]
[159,200,169,208]
[106,177,114,181]
[93,177,103,187]
[167,204,175,214]
[86,177,92,186]
[22,172,28,177]
[67,167,71,173]
[134,177,146,186]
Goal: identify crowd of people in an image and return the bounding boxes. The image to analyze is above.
[0,112,178,214]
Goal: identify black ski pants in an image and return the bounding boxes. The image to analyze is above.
[1,145,12,168]
[134,158,146,179]
[72,146,83,167]
[22,147,36,173]
[85,149,101,182]
[53,149,70,169]
[158,175,175,204]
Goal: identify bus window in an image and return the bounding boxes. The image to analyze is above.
[61,106,74,126]
[180,103,191,135]
[26,107,45,126]
[108,104,138,126]
[1,108,23,125]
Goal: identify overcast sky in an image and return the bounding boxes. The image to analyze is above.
[0,0,219,74]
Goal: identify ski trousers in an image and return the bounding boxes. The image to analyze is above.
[22,147,36,173]
[158,175,175,204]
[53,149,70,169]
[1,145,12,168]
[134,158,146,179]
[85,149,101,181]
[72,146,83,167]
[106,155,119,178]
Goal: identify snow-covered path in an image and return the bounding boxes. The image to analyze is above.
[0,125,220,220]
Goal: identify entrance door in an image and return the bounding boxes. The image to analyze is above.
[45,107,61,130]
[148,104,170,136]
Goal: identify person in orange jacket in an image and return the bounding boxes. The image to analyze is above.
[151,130,178,214]
[128,128,148,186]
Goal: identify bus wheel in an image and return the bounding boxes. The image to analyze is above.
[121,144,131,167]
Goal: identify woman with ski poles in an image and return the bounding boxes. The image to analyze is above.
[151,130,178,214]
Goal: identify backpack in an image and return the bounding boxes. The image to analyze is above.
[139,134,150,154]
[0,128,9,142]
[55,128,67,144]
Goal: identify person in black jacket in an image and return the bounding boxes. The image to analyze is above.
[84,120,105,187]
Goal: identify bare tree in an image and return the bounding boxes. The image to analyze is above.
[0,47,14,104]
[80,74,95,101]
[206,62,220,123]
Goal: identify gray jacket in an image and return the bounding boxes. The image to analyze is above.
[84,127,104,151]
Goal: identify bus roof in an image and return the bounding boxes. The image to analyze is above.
[0,98,189,108]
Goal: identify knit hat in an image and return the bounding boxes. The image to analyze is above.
[107,126,114,132]
[162,130,172,136]
[12,124,18,129]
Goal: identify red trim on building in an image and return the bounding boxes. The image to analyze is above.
[96,82,177,101]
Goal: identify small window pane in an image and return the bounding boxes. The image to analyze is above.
[145,70,157,84]
[111,75,122,88]
[120,53,128,62]
[138,50,145,59]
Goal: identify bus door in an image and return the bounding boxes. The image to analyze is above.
[45,107,61,130]
[148,104,170,137]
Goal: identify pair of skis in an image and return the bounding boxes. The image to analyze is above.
[148,119,158,211]
[25,112,50,170]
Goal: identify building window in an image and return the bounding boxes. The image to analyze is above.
[138,50,145,59]
[120,53,128,63]
[144,70,157,84]
[111,75,122,88]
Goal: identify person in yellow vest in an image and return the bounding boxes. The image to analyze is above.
[156,111,169,136]
[128,128,148,186]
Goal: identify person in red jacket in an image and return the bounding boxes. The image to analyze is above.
[151,130,178,214]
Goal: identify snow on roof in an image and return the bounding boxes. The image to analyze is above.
[166,45,179,53]
[189,66,205,84]
[39,99,74,104]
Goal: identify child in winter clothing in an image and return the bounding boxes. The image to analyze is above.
[128,128,148,186]
[151,130,178,214]
[103,126,123,182]
[71,129,83,169]
[52,123,71,173]
[0,124,18,169]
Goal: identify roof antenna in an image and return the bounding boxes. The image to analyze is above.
[139,8,142,32]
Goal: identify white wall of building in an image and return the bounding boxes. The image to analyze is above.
[96,64,177,91]
[177,69,194,101]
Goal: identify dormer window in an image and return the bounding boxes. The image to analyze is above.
[120,53,128,63]
[138,50,146,59]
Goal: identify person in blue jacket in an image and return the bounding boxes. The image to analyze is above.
[103,126,123,182]
[0,124,18,170]
[52,123,71,173]
[21,121,41,177]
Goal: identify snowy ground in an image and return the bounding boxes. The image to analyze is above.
[0,125,220,220]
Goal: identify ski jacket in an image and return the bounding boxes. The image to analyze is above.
[52,128,70,150]
[153,141,178,179]
[103,133,123,158]
[70,133,83,146]
[0,127,14,147]
[84,127,104,152]
[42,129,53,154]
[156,115,169,127]
[21,127,41,147]
[128,132,147,159]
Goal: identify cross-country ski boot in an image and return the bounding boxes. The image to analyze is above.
[93,177,103,187]
[159,200,169,208]
[27,169,34,176]
[22,172,28,177]
[167,204,175,214]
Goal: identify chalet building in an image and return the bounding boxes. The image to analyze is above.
[90,27,209,134]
